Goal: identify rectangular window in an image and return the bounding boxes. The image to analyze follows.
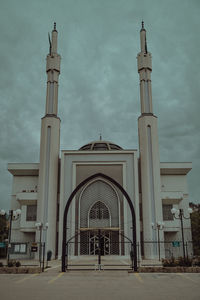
[26,205,37,221]
[163,204,173,221]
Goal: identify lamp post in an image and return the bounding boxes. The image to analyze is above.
[35,222,42,268]
[152,221,165,261]
[0,209,21,265]
[171,207,192,260]
[35,222,48,271]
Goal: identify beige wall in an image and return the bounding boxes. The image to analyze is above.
[76,164,123,186]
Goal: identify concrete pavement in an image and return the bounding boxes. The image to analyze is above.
[0,270,200,300]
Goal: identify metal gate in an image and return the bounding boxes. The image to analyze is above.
[62,173,137,272]
[65,230,135,270]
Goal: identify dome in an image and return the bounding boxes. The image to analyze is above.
[79,140,123,151]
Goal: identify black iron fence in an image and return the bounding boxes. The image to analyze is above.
[3,242,41,266]
[64,236,198,270]
[140,240,194,262]
[65,230,135,270]
[1,239,199,270]
[0,241,52,271]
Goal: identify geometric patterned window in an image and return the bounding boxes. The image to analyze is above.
[26,205,37,221]
[89,201,111,228]
[89,201,110,220]
[162,204,173,221]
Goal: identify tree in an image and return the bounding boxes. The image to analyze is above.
[190,203,200,256]
[0,214,8,257]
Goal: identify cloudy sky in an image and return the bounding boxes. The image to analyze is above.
[0,0,199,210]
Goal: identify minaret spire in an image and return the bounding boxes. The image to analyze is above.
[45,23,61,116]
[137,22,152,114]
[140,21,148,53]
[51,22,58,54]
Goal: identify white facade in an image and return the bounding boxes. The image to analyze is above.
[7,24,192,261]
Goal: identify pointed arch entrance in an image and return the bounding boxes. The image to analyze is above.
[62,173,137,271]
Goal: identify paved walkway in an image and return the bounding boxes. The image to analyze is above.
[0,271,200,300]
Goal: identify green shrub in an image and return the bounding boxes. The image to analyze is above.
[193,256,200,266]
[15,261,21,267]
[0,262,3,267]
[7,259,17,267]
[177,257,192,267]
[7,261,14,267]
[162,256,193,267]
[162,257,177,267]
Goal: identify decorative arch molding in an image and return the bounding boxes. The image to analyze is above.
[79,178,120,228]
[62,172,137,272]
[88,200,111,228]
[79,177,121,205]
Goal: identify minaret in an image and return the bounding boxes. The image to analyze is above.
[37,23,61,258]
[137,22,163,258]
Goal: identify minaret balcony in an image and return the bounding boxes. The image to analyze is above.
[137,53,152,71]
[46,55,60,72]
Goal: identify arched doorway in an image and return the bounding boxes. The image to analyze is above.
[83,200,111,256]
[62,173,137,271]
[78,179,121,256]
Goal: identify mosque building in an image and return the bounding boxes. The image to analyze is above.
[7,23,192,265]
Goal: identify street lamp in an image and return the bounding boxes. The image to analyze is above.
[0,209,21,264]
[35,222,48,271]
[171,207,192,260]
[152,221,165,261]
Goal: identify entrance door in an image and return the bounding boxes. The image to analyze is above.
[80,230,120,255]
[89,231,110,255]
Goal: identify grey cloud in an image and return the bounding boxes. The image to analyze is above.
[0,0,200,210]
